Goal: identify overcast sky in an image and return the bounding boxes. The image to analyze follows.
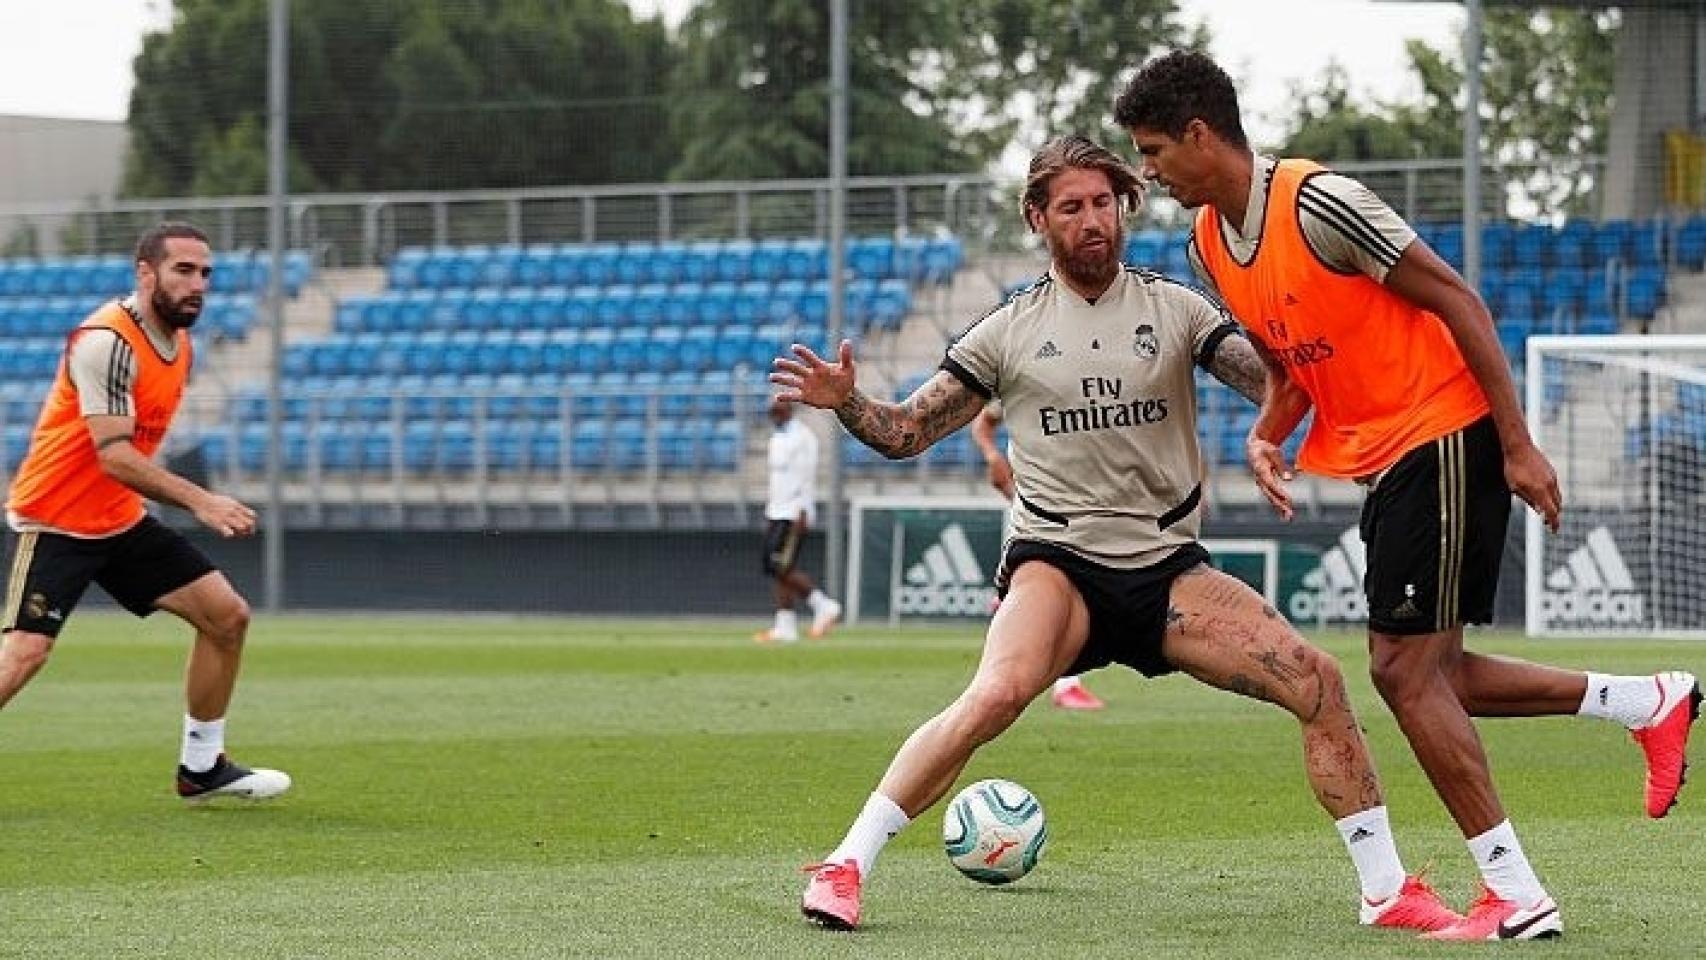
[0,0,1462,148]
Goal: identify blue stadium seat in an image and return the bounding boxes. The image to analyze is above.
[1553,220,1592,270]
[872,280,911,330]
[713,325,755,371]
[922,235,963,284]
[528,420,565,468]
[581,244,621,287]
[632,283,668,328]
[1629,218,1666,268]
[750,239,789,283]
[1676,216,1706,270]
[480,246,521,288]
[679,326,717,372]
[1625,265,1666,319]
[1479,222,1515,271]
[651,242,689,285]
[849,236,894,279]
[717,240,754,283]
[614,244,655,287]
[1541,269,1585,317]
[784,239,826,281]
[649,327,685,373]
[607,417,649,470]
[1511,224,1552,271]
[701,282,737,327]
[495,289,535,333]
[516,245,556,287]
[388,248,427,289]
[550,246,587,288]
[574,328,614,372]
[732,280,772,326]
[571,418,610,469]
[565,288,600,329]
[662,283,701,328]
[895,236,930,284]
[595,285,635,329]
[659,369,700,418]
[682,241,720,284]
[1592,220,1633,264]
[611,327,651,374]
[705,419,741,471]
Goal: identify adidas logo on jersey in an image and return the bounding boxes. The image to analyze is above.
[896,523,996,616]
[1288,526,1369,623]
[1540,526,1646,628]
[1034,340,1063,359]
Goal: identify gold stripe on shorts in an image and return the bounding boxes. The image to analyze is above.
[2,532,39,630]
[1435,431,1466,629]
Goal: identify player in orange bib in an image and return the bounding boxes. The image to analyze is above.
[1116,50,1698,941]
[0,222,289,802]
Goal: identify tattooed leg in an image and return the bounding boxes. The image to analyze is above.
[1161,565,1384,817]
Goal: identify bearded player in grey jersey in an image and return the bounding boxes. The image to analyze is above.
[779,136,1460,935]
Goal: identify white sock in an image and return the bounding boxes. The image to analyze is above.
[825,791,911,877]
[1577,672,1663,728]
[1334,806,1406,902]
[181,715,226,773]
[1467,820,1548,906]
[773,609,799,638]
[807,589,830,613]
[1054,675,1084,694]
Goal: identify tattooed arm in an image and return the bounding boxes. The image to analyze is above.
[770,340,984,459]
[836,371,984,459]
[1201,330,1267,406]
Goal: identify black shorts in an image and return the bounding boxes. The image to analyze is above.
[996,540,1211,678]
[761,518,803,577]
[2,515,217,637]
[1360,415,1510,635]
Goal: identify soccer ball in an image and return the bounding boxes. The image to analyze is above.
[942,778,1047,884]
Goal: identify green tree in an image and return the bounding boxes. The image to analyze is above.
[934,0,1197,163]
[123,0,676,197]
[1274,9,1617,219]
[667,0,974,182]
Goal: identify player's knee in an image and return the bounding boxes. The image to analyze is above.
[1,631,55,672]
[1368,652,1426,709]
[959,677,1034,738]
[1288,644,1349,722]
[204,595,251,648]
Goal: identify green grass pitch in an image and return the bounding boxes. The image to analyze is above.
[0,614,1698,958]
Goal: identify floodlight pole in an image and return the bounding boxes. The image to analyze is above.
[825,0,849,601]
[263,0,289,611]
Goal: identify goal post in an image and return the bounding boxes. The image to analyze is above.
[1524,334,1706,637]
[845,495,1282,625]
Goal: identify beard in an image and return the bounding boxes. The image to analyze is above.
[152,288,202,329]
[1050,225,1124,291]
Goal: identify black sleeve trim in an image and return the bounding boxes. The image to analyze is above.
[939,357,992,400]
[1195,322,1240,369]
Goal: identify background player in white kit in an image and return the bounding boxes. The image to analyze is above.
[756,397,841,643]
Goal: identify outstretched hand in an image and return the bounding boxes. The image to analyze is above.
[770,340,857,410]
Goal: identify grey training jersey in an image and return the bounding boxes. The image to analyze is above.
[943,265,1236,569]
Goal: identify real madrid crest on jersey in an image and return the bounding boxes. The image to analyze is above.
[1133,324,1159,360]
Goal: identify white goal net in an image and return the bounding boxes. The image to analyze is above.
[1525,335,1706,637]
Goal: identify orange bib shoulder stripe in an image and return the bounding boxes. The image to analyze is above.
[7,301,192,536]
[1194,159,1489,478]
